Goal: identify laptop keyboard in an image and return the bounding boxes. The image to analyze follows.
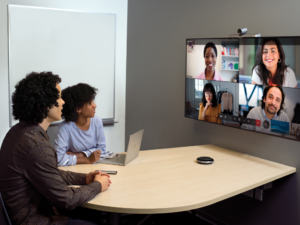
[98,154,126,164]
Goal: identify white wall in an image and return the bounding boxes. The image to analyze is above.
[0,0,127,153]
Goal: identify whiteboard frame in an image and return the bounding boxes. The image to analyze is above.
[8,5,116,127]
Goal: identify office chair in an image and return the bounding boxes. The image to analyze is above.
[0,192,12,225]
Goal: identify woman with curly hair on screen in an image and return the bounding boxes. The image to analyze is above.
[55,83,113,166]
[198,82,222,124]
[252,37,298,88]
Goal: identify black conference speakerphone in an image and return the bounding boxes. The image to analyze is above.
[197,156,214,165]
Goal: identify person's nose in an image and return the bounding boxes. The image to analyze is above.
[271,99,276,106]
[267,51,272,58]
[93,102,97,108]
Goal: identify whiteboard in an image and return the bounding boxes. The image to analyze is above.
[8,5,115,126]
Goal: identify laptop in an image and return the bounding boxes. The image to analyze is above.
[96,129,144,166]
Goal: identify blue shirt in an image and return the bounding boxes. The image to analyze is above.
[241,107,290,136]
[55,115,106,166]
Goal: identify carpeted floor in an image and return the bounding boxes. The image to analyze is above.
[119,211,212,225]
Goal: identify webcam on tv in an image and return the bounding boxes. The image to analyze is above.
[227,28,261,38]
[237,28,247,36]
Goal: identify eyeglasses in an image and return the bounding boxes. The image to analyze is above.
[204,92,212,96]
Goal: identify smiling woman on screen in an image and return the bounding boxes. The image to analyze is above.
[251,37,298,88]
[196,42,224,81]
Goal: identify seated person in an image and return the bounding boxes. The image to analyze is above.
[0,72,111,225]
[241,86,290,135]
[198,82,222,124]
[55,83,108,166]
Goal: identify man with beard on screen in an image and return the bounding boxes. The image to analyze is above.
[241,86,290,136]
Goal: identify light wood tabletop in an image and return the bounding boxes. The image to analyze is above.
[59,144,296,214]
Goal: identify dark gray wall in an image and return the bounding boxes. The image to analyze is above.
[126,0,300,224]
[126,0,300,225]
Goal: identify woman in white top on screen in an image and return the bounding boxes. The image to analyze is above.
[196,42,225,81]
[252,38,298,88]
[55,83,107,166]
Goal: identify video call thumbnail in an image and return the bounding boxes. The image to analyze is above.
[186,39,239,83]
[239,37,300,88]
[185,37,300,142]
[186,37,300,88]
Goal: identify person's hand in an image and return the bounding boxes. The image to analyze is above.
[94,172,112,192]
[88,150,102,163]
[204,100,212,111]
[86,170,111,185]
[202,101,212,119]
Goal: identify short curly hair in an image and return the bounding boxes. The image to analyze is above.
[61,83,98,122]
[204,42,218,58]
[12,71,61,124]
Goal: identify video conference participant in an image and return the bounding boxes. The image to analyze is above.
[0,72,111,225]
[241,86,290,135]
[251,37,298,88]
[198,82,222,124]
[196,42,225,81]
[55,83,107,166]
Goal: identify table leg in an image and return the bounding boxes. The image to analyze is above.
[136,214,152,225]
[108,212,120,225]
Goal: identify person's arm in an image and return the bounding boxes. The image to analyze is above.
[81,117,106,157]
[203,102,212,118]
[58,169,111,188]
[55,125,78,166]
[58,169,87,185]
[24,141,105,210]
[217,104,222,124]
[199,103,212,120]
[55,123,103,165]
[198,104,205,120]
[202,110,206,119]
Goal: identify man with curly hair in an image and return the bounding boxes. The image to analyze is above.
[0,72,111,225]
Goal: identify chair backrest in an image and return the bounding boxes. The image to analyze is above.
[0,192,12,225]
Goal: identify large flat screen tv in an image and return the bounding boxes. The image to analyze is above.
[185,37,300,141]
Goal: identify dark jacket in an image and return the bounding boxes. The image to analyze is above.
[0,122,101,225]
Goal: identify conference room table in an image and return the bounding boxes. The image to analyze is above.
[59,144,296,223]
